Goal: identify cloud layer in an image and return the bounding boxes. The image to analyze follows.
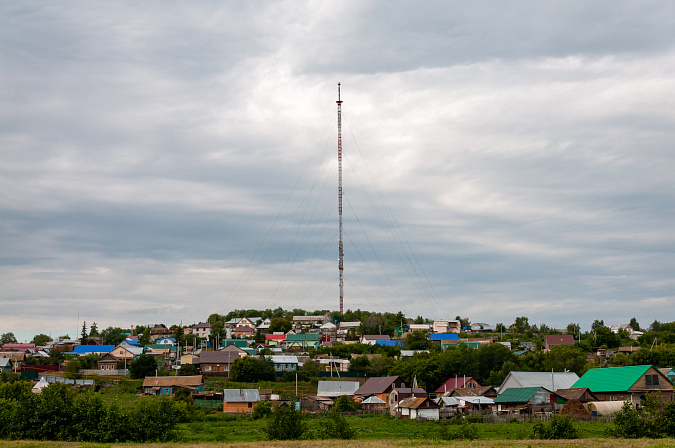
[2,1,675,340]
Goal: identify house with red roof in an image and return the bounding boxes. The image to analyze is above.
[544,335,576,351]
[435,376,482,394]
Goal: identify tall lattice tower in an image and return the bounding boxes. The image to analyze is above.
[337,83,344,315]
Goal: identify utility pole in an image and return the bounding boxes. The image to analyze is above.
[337,83,344,316]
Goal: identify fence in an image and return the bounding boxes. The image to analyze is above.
[39,375,95,387]
[81,369,129,376]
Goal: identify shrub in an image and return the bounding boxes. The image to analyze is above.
[252,400,272,420]
[439,419,480,440]
[333,395,359,413]
[612,401,645,438]
[322,408,354,440]
[532,414,579,439]
[265,405,306,440]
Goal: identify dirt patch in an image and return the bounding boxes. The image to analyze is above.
[561,399,590,417]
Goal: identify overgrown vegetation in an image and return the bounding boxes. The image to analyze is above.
[532,414,579,439]
[0,381,187,442]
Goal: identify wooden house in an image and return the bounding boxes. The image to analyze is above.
[572,365,674,404]
[354,375,404,402]
[435,376,482,394]
[96,353,118,371]
[396,397,440,420]
[142,375,204,395]
[223,388,260,414]
[195,350,243,376]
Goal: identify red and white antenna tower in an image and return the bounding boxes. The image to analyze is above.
[337,83,344,315]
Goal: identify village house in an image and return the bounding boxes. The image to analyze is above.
[96,353,118,371]
[231,325,256,339]
[292,315,325,328]
[494,386,555,414]
[0,358,14,374]
[435,376,481,394]
[268,355,299,372]
[142,375,204,395]
[223,389,260,413]
[185,322,211,339]
[498,371,579,395]
[286,333,319,351]
[543,334,576,351]
[432,320,461,334]
[109,341,144,360]
[396,397,440,420]
[195,350,244,376]
[388,387,428,415]
[360,335,391,345]
[149,324,171,341]
[572,365,674,404]
[354,375,404,402]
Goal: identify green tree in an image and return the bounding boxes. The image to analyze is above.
[128,354,158,379]
[1,332,18,345]
[178,363,198,376]
[230,357,276,382]
[513,316,530,333]
[543,345,588,375]
[265,405,306,440]
[81,321,88,345]
[349,356,371,372]
[322,408,354,439]
[629,317,641,332]
[566,323,581,336]
[100,327,126,346]
[268,318,292,334]
[89,322,99,337]
[591,319,605,331]
[31,334,51,346]
[403,330,432,350]
[301,360,321,378]
[139,328,150,347]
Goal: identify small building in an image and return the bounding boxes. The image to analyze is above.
[448,386,498,399]
[428,333,460,344]
[223,388,260,414]
[265,334,286,347]
[231,325,256,339]
[110,342,144,360]
[195,350,244,376]
[142,375,204,395]
[494,386,554,414]
[498,371,579,395]
[432,320,461,334]
[388,387,427,415]
[96,353,118,371]
[360,396,387,413]
[186,322,211,339]
[397,397,440,420]
[268,355,299,372]
[0,358,13,373]
[435,376,481,394]
[360,335,391,345]
[354,376,404,402]
[286,333,319,350]
[544,335,576,351]
[317,381,360,398]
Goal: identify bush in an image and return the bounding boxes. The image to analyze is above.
[612,401,645,438]
[333,395,359,413]
[265,405,306,440]
[321,408,354,440]
[439,419,480,440]
[532,414,579,439]
[252,401,272,420]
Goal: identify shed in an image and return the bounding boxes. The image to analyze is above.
[223,388,260,413]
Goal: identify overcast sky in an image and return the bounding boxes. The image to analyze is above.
[2,2,675,341]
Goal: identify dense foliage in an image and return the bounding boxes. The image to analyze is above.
[0,381,187,442]
[533,414,579,439]
[128,354,158,379]
[265,405,306,440]
[230,356,276,382]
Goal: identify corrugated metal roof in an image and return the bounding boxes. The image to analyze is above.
[354,376,400,396]
[494,387,542,403]
[435,397,461,406]
[269,355,299,364]
[572,365,654,392]
[502,371,579,392]
[461,396,494,404]
[223,388,260,403]
[72,345,115,354]
[429,334,460,341]
[142,375,203,387]
[361,396,386,404]
[317,381,361,397]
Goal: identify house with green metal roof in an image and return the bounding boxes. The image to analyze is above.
[572,365,673,404]
[493,386,555,414]
[285,333,319,350]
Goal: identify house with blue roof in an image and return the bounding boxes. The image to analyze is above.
[71,345,115,356]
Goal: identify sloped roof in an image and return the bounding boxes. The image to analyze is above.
[0,358,12,368]
[196,351,241,364]
[429,334,460,341]
[362,335,391,341]
[354,376,400,396]
[142,375,203,388]
[435,397,461,407]
[399,397,439,409]
[223,389,260,403]
[494,386,544,403]
[461,396,495,405]
[555,387,597,402]
[572,365,657,392]
[361,396,386,404]
[545,335,576,346]
[500,371,579,392]
[317,381,360,397]
[269,355,299,364]
[449,386,496,397]
[72,345,115,354]
[435,376,477,393]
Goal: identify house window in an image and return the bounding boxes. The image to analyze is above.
[204,365,212,371]
[646,374,659,386]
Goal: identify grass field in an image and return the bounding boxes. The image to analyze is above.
[2,439,675,448]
